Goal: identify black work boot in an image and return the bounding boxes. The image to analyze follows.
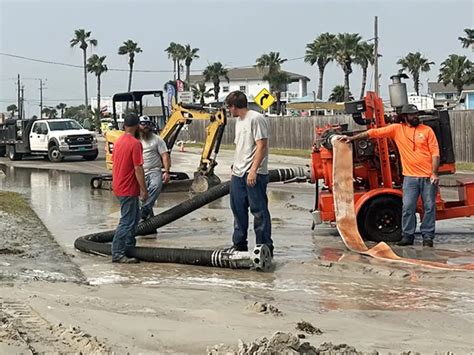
[113,256,140,264]
[397,236,414,246]
[422,239,434,247]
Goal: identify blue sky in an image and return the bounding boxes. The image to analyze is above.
[1,0,472,115]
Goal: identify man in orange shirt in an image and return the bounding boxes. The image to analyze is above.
[340,104,440,247]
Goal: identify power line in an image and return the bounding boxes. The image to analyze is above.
[0,52,306,74]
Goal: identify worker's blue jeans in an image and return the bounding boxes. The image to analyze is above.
[230,173,273,252]
[140,170,163,220]
[402,176,437,241]
[112,196,140,261]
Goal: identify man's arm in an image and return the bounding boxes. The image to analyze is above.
[427,128,440,185]
[132,141,148,201]
[338,131,369,143]
[430,156,440,185]
[247,138,267,187]
[135,165,148,201]
[338,125,396,143]
[161,152,171,183]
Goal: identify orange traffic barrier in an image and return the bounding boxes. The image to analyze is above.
[332,138,474,271]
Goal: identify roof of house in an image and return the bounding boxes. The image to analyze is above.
[428,82,474,93]
[189,67,310,84]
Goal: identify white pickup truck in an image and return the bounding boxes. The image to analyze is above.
[0,118,99,162]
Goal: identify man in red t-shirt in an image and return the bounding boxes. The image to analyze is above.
[111,113,148,263]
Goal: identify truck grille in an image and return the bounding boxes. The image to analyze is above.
[66,135,93,146]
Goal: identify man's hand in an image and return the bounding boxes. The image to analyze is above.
[336,135,352,144]
[430,173,439,185]
[162,171,170,184]
[247,170,257,187]
[140,189,149,202]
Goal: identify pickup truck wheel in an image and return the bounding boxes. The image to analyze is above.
[48,145,63,162]
[82,149,99,161]
[8,145,22,161]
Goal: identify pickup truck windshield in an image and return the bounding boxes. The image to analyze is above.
[48,120,83,131]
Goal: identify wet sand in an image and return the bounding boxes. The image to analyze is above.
[1,148,474,353]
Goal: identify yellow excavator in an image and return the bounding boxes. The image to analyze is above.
[90,90,227,193]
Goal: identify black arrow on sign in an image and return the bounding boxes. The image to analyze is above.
[260,93,269,105]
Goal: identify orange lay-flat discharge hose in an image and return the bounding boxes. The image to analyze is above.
[332,138,474,271]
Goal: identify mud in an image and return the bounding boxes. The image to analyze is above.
[245,302,283,316]
[0,151,473,353]
[0,300,109,354]
[208,332,365,355]
[296,321,323,335]
[0,192,83,283]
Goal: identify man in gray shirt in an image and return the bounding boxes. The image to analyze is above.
[138,116,171,221]
[225,91,273,256]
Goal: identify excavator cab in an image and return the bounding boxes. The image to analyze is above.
[92,89,227,193]
[105,91,167,169]
[111,90,167,130]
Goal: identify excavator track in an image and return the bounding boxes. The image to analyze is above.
[332,138,474,271]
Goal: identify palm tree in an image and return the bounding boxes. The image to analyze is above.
[354,41,375,99]
[70,29,97,117]
[267,71,291,115]
[118,40,142,92]
[397,52,434,96]
[175,44,185,81]
[165,42,185,81]
[438,54,474,95]
[458,28,474,49]
[6,104,17,117]
[329,85,353,102]
[183,44,200,88]
[203,62,229,102]
[192,82,213,105]
[334,33,362,102]
[256,52,289,114]
[56,103,67,118]
[42,107,57,119]
[256,52,287,75]
[87,54,108,132]
[304,33,336,100]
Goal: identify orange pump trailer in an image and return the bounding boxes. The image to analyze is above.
[310,91,474,243]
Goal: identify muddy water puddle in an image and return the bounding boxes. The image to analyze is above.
[1,165,473,317]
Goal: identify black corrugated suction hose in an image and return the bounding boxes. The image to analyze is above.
[74,167,309,270]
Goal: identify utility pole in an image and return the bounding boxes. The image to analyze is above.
[39,79,46,118]
[374,16,379,96]
[17,74,21,119]
[20,85,25,119]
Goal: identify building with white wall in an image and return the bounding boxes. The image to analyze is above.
[407,93,434,110]
[428,82,474,108]
[189,67,310,113]
[90,96,123,118]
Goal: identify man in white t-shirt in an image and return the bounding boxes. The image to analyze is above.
[138,116,171,221]
[225,91,273,256]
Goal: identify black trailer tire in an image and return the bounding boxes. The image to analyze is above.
[83,149,99,161]
[357,195,403,243]
[48,145,63,162]
[0,146,6,157]
[7,145,22,161]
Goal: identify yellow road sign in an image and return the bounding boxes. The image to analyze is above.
[254,88,275,111]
